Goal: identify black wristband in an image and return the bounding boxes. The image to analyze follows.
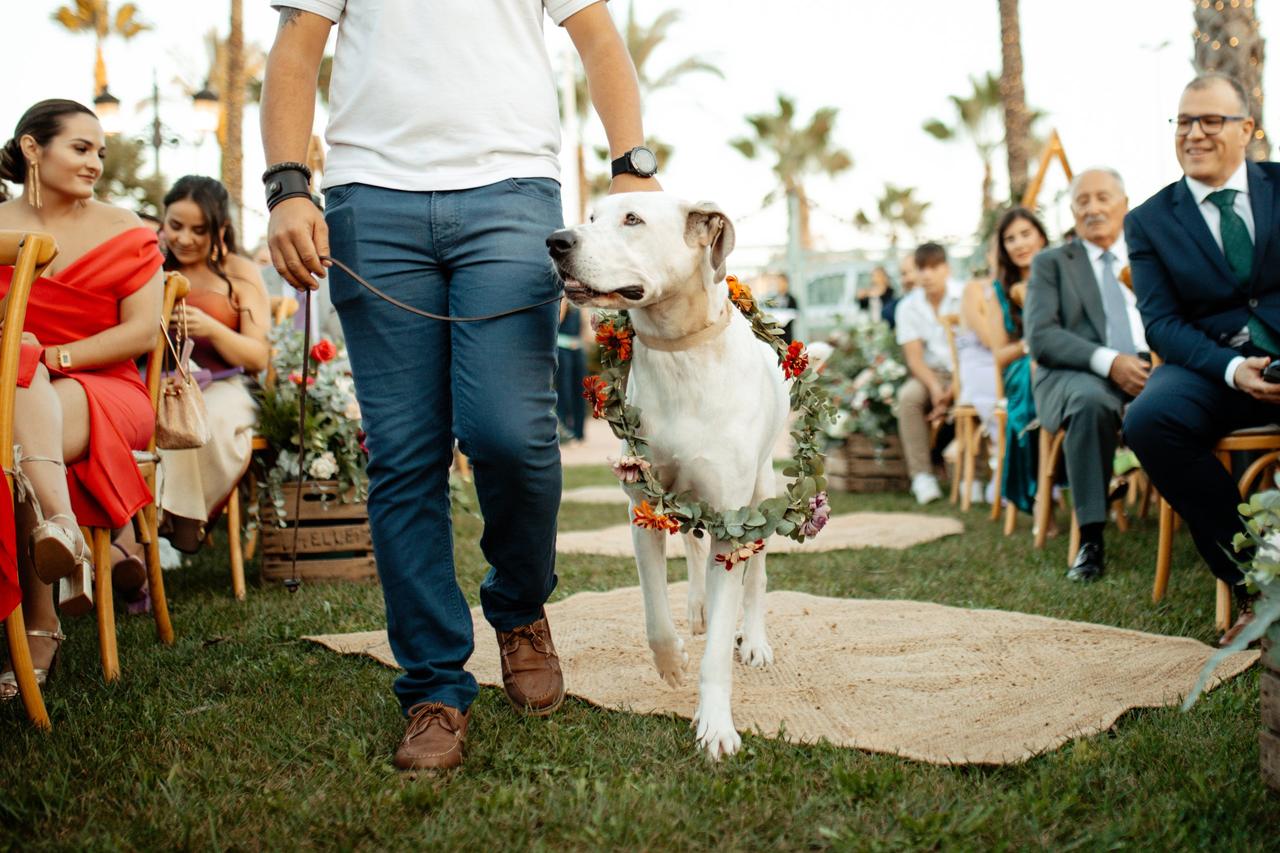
[265,168,313,211]
[262,161,313,183]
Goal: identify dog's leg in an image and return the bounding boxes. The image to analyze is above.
[693,542,744,760]
[682,533,708,635]
[632,522,687,687]
[735,548,773,667]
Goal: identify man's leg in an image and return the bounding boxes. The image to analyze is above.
[325,183,479,714]
[1124,363,1273,596]
[897,377,933,478]
[1059,374,1124,528]
[442,178,564,631]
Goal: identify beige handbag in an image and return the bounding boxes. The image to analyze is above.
[155,300,211,450]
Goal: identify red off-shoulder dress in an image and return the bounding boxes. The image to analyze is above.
[0,227,162,620]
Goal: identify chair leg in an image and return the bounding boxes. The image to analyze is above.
[4,608,51,729]
[1113,496,1130,533]
[949,421,963,506]
[228,487,246,601]
[1033,430,1055,549]
[1139,475,1154,520]
[1154,498,1174,602]
[143,504,174,645]
[1003,501,1017,536]
[1215,580,1232,631]
[1067,511,1080,567]
[92,527,120,683]
[962,416,980,512]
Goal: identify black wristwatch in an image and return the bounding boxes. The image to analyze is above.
[610,146,658,179]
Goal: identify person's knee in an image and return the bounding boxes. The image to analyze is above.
[1122,394,1162,453]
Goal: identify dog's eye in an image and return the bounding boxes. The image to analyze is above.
[623,212,644,227]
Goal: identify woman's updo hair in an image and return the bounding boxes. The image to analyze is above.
[0,99,96,186]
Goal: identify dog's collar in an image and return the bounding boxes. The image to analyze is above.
[633,300,733,352]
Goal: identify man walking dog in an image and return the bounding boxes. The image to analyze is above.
[260,0,659,771]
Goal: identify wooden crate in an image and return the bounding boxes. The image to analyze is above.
[1264,634,1280,792]
[826,435,910,493]
[259,480,377,583]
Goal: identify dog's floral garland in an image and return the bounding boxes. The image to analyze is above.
[583,276,837,569]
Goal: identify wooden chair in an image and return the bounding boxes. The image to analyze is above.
[0,230,58,728]
[1152,426,1280,630]
[81,271,188,682]
[939,313,986,511]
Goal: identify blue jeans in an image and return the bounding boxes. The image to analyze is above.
[324,179,564,714]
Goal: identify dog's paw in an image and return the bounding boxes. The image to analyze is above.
[687,598,706,635]
[735,630,774,668]
[693,703,741,761]
[650,637,688,688]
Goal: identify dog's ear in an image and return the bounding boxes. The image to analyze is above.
[684,201,736,283]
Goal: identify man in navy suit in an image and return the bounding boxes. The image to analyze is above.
[1124,73,1280,646]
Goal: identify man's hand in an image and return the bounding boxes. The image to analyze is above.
[608,174,662,194]
[1233,356,1280,403]
[926,385,954,424]
[1108,353,1150,397]
[267,197,330,292]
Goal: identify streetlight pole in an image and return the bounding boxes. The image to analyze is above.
[150,69,163,179]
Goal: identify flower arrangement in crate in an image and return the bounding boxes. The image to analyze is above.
[254,327,369,522]
[1184,489,1280,706]
[814,314,908,448]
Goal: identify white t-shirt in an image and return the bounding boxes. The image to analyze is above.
[894,281,963,373]
[272,0,603,191]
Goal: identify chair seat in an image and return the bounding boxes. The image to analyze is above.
[1224,424,1280,437]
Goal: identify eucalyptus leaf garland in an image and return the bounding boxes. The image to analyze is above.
[583,276,838,564]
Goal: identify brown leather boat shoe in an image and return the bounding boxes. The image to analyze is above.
[495,609,565,716]
[393,702,470,772]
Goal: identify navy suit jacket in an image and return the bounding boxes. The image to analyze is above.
[1125,160,1280,382]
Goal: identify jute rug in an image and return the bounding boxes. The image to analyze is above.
[555,513,964,558]
[306,583,1257,765]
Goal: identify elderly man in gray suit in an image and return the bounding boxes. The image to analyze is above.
[1025,168,1151,581]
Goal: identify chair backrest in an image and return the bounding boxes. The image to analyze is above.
[271,294,298,327]
[0,231,58,493]
[938,312,964,402]
[143,271,191,453]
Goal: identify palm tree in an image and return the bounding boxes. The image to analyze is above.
[998,0,1033,202]
[730,94,853,250]
[855,184,930,255]
[51,0,150,97]
[923,72,1004,228]
[571,3,722,219]
[1194,1,1269,160]
[223,0,245,231]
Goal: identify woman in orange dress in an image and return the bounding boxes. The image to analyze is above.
[0,100,163,700]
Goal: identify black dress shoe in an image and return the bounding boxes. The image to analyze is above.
[1067,542,1105,582]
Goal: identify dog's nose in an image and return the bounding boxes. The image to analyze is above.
[546,229,577,258]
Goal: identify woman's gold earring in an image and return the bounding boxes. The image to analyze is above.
[26,160,42,209]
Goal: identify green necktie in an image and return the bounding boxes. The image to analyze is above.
[1208,189,1279,356]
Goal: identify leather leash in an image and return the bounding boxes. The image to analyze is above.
[284,256,565,592]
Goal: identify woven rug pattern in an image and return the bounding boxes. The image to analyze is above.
[307,583,1257,765]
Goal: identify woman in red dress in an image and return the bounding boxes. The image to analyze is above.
[0,100,163,700]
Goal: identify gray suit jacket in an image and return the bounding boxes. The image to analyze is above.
[1024,240,1125,432]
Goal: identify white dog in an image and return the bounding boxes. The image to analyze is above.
[548,194,789,759]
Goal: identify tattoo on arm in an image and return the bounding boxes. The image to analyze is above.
[279,7,302,27]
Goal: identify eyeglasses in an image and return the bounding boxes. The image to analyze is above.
[1171,114,1248,136]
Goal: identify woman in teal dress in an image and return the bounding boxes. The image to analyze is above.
[988,207,1049,514]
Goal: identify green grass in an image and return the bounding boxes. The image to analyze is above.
[2,467,1277,851]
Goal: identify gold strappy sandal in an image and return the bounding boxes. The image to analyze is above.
[6,447,94,615]
[0,627,66,702]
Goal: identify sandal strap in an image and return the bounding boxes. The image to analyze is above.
[26,628,65,642]
[3,444,68,522]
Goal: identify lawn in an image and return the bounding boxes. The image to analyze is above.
[1,465,1277,851]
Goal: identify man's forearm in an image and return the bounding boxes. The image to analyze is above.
[260,12,329,166]
[569,10,645,156]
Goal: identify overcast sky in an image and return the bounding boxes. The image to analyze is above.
[4,0,1275,270]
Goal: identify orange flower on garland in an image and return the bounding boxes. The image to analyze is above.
[632,500,680,534]
[782,340,809,379]
[582,375,610,419]
[726,275,755,313]
[595,320,633,362]
[715,539,766,571]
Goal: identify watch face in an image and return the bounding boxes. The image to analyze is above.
[630,147,658,176]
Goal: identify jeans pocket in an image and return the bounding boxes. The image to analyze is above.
[324,183,359,208]
[504,177,562,207]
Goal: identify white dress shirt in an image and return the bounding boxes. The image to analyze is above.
[1080,236,1148,379]
[895,279,964,373]
[1185,162,1256,388]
